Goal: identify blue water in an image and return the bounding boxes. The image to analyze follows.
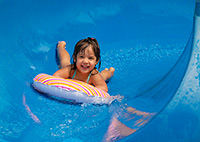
[0,0,199,142]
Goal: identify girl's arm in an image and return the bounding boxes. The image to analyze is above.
[53,65,71,79]
[92,73,108,92]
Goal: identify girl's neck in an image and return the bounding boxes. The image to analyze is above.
[74,69,91,82]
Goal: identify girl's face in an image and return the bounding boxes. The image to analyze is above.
[75,45,98,74]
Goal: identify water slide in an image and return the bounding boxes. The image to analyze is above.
[121,1,200,141]
[0,0,199,141]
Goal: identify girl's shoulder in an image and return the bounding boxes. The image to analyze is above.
[90,69,103,82]
[58,64,76,79]
[90,69,108,91]
[91,68,99,75]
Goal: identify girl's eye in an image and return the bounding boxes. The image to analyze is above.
[79,55,84,58]
[89,57,95,60]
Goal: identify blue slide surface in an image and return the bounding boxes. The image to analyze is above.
[0,0,199,142]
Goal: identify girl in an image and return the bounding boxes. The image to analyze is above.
[53,37,115,92]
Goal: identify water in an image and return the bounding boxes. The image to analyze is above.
[0,0,199,142]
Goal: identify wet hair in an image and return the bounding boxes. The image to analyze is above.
[72,37,101,72]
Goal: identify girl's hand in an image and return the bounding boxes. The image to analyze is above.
[57,41,66,48]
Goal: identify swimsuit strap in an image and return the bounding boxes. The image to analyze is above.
[87,71,92,84]
[71,69,76,79]
[71,69,92,84]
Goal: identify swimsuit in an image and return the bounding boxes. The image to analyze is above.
[71,70,92,84]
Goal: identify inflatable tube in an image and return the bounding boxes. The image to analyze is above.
[33,74,112,105]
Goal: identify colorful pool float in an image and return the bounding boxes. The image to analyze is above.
[33,73,112,105]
